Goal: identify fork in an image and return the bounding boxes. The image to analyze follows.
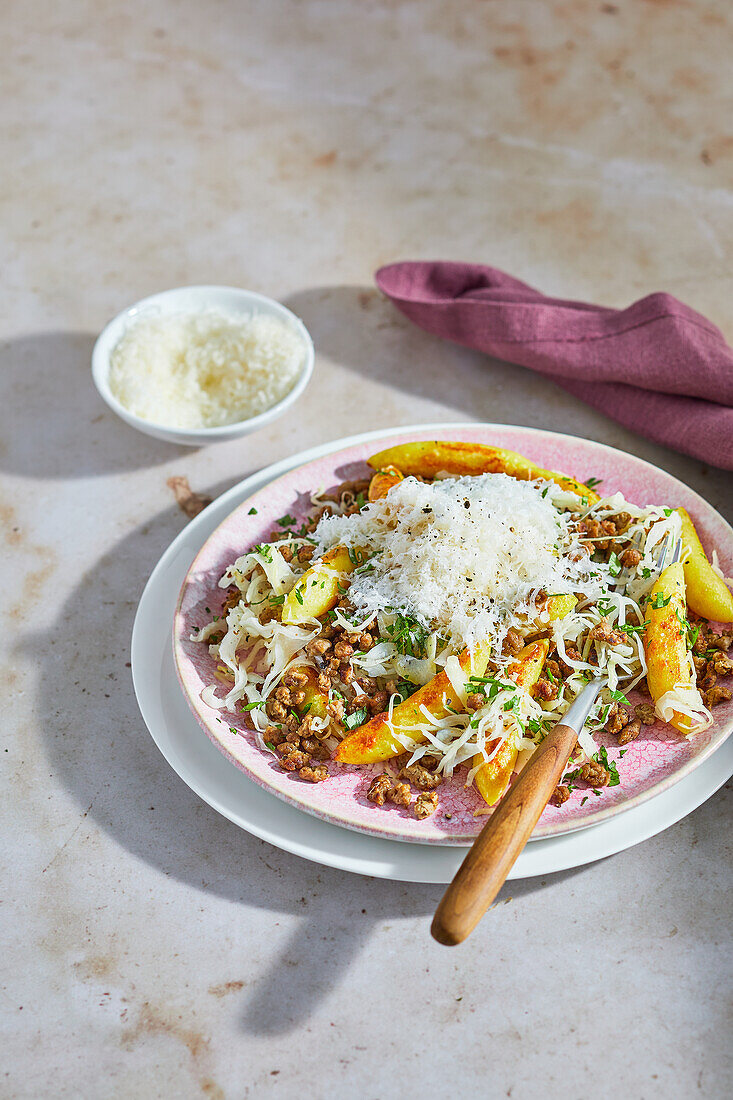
[431,533,680,946]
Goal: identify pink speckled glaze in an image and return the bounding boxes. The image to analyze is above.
[173,425,733,844]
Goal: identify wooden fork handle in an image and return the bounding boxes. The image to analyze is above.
[431,722,579,946]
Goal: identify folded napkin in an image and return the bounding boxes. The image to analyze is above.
[375,262,733,470]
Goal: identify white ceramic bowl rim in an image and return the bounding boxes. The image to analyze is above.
[91,284,315,439]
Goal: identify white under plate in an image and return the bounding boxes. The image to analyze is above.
[131,424,733,882]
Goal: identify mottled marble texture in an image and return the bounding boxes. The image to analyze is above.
[2,2,732,1097]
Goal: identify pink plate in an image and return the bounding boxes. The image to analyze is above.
[173,425,733,844]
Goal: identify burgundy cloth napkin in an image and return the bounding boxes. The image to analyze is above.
[375,262,733,470]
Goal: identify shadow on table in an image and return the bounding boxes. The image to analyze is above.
[17,498,593,1036]
[238,863,589,1038]
[283,284,541,426]
[0,331,188,478]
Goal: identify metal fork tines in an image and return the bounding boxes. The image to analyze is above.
[654,532,682,573]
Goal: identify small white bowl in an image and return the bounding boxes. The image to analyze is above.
[91,285,315,446]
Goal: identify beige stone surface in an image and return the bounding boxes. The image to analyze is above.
[2,2,732,1097]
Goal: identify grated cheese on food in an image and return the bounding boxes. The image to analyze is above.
[313,474,601,652]
[109,309,306,428]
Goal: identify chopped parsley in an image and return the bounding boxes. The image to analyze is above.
[386,612,430,658]
[248,507,258,515]
[396,679,415,702]
[608,551,622,577]
[343,707,368,730]
[618,621,648,635]
[354,552,380,576]
[276,513,296,528]
[240,700,265,712]
[608,689,630,705]
[585,477,602,489]
[469,676,515,703]
[673,608,699,648]
[597,745,620,786]
[649,592,672,610]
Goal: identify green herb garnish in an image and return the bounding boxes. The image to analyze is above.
[386,612,429,658]
[597,745,620,786]
[396,680,415,702]
[608,689,630,705]
[343,707,368,730]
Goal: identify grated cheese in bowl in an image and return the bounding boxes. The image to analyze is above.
[108,308,307,429]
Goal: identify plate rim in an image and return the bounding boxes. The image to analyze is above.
[131,427,733,881]
[170,421,733,842]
